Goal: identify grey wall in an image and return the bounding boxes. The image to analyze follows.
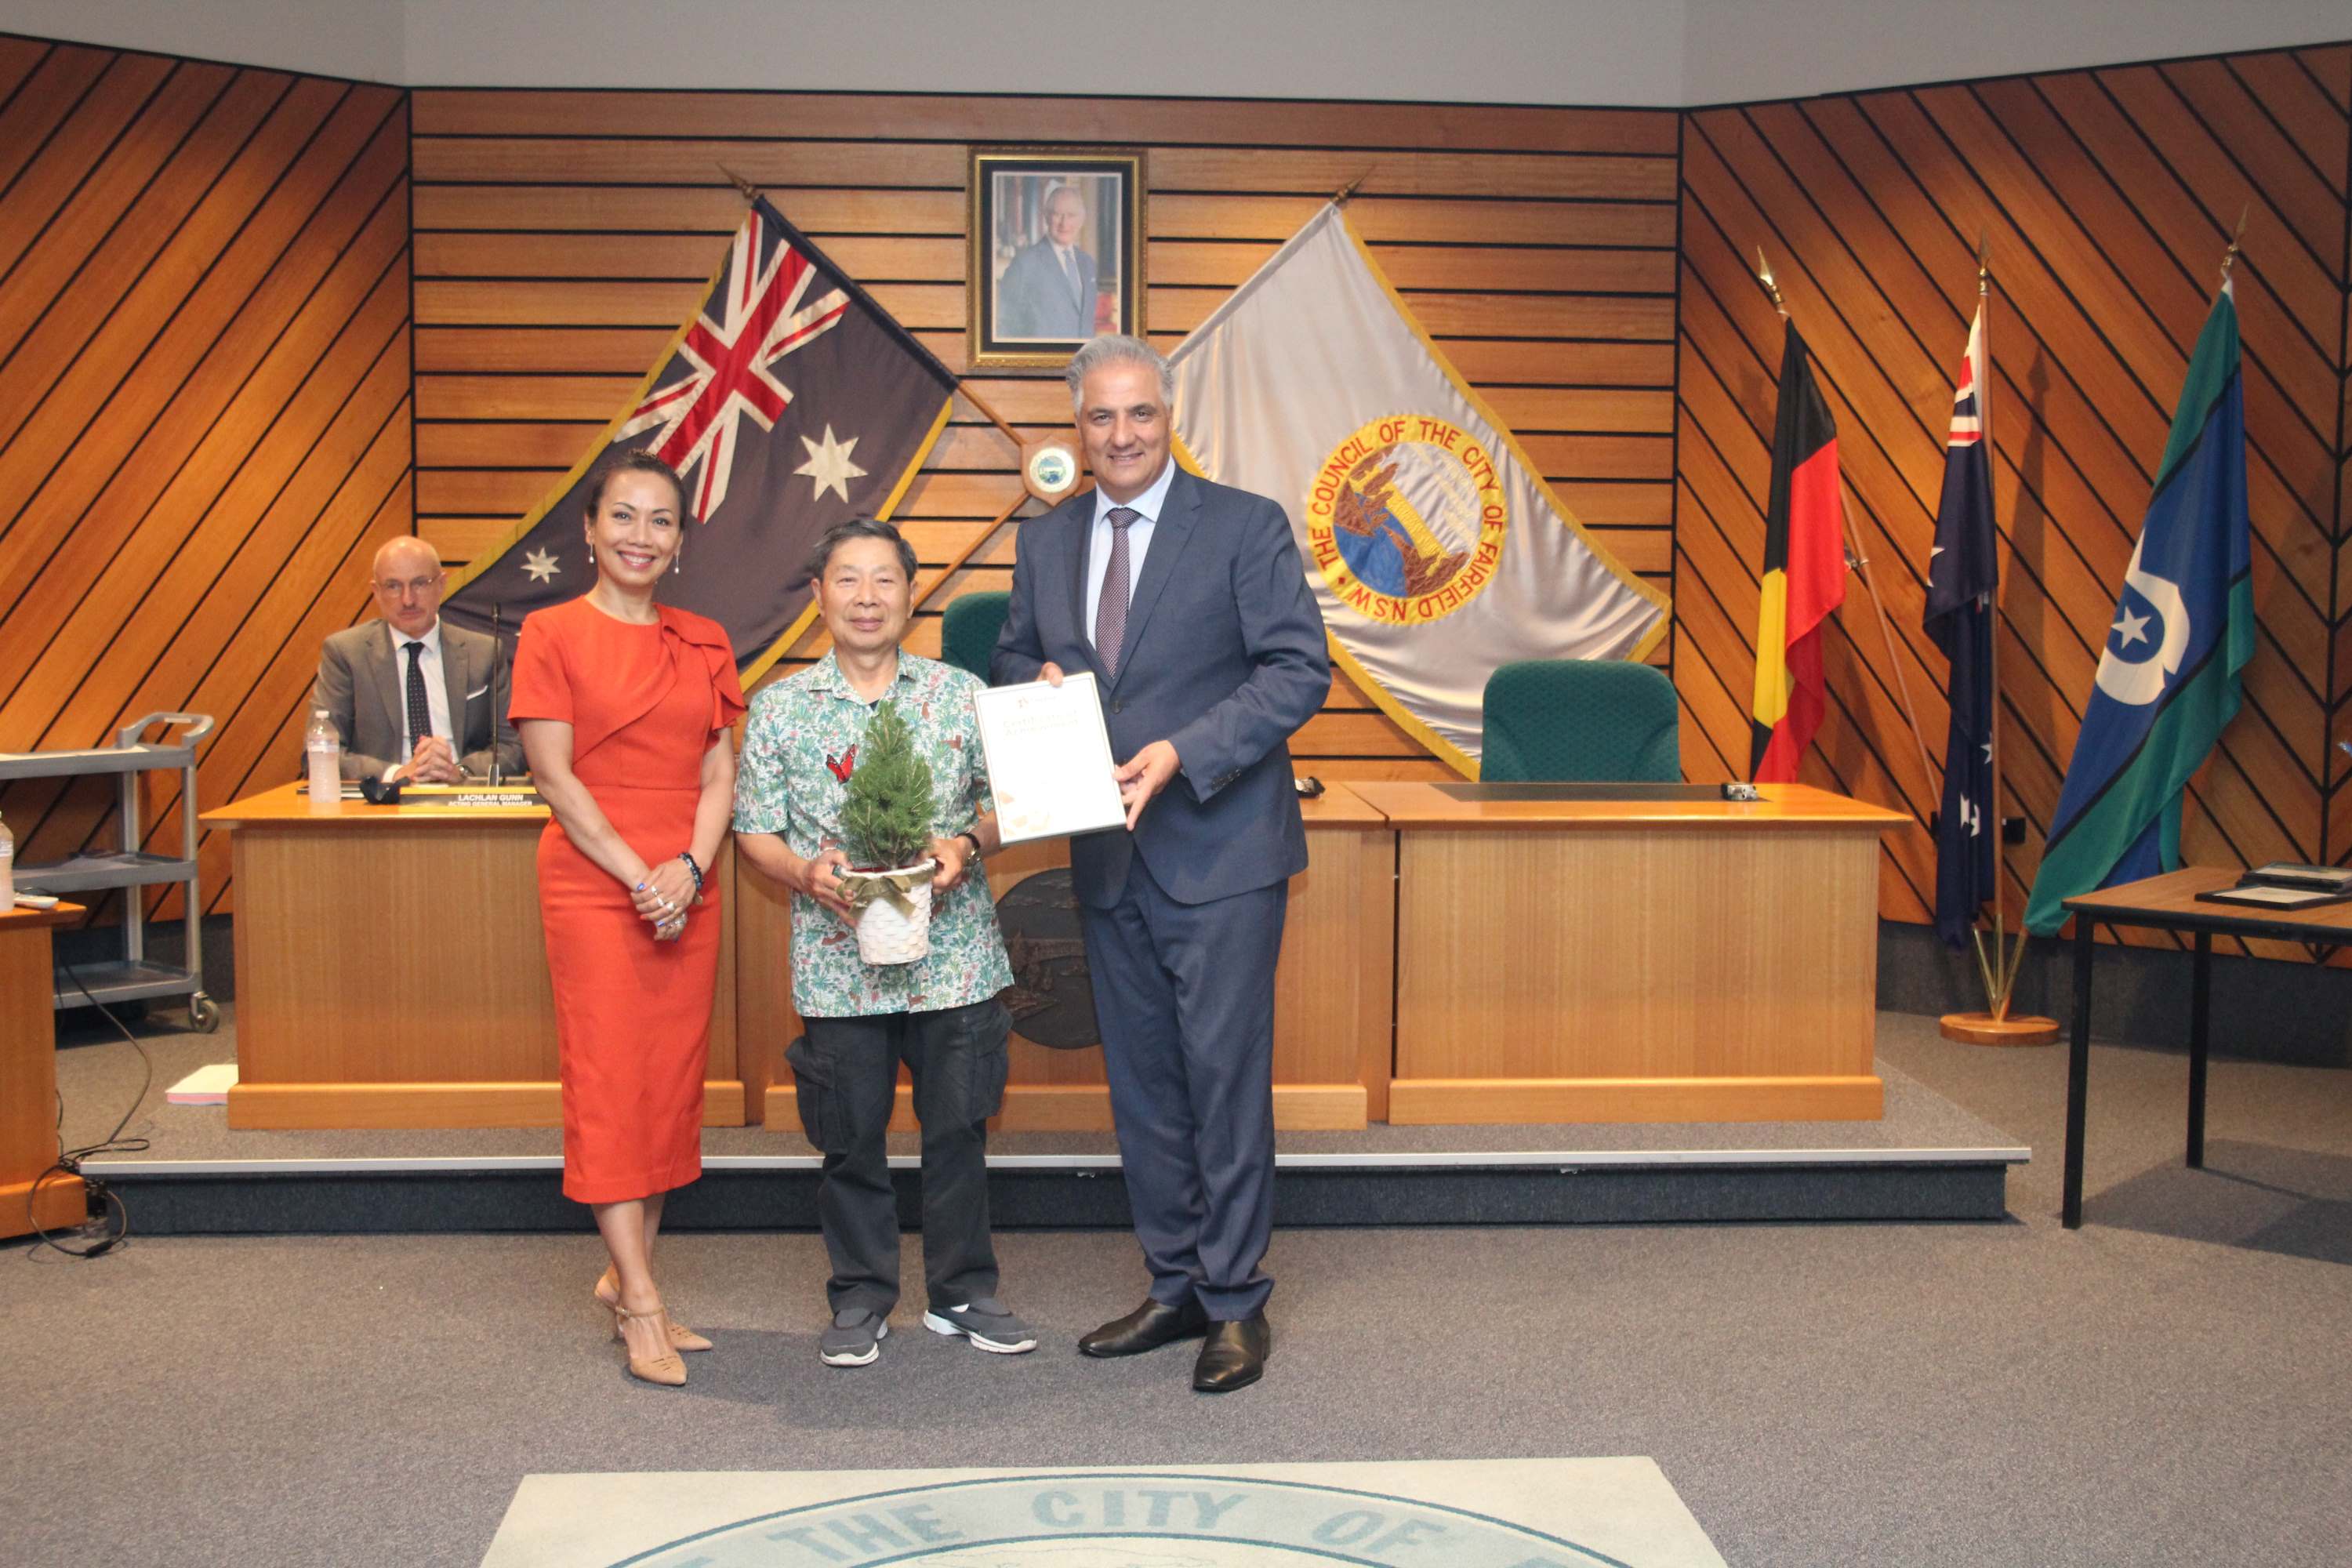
[11,1,2347,102]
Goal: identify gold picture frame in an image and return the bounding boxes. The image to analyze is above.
[968,147,1146,369]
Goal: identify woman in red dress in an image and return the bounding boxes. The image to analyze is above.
[510,449,745,1388]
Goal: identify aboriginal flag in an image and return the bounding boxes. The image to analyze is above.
[1750,321,1846,783]
[443,197,957,679]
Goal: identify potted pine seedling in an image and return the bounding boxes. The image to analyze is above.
[835,699,938,965]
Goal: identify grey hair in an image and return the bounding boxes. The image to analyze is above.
[1065,334,1174,416]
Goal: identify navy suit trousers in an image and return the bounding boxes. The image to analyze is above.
[1082,852,1286,1320]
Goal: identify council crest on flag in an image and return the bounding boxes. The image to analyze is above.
[443,197,957,679]
[1167,203,1667,774]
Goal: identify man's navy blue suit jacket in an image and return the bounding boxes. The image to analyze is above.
[993,465,1330,910]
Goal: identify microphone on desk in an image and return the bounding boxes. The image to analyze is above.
[488,602,504,789]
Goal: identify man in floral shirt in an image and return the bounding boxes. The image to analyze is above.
[733,518,1028,1367]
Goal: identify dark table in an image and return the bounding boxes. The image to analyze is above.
[2060,867,2352,1228]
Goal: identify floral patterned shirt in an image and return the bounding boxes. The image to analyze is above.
[733,651,1012,1018]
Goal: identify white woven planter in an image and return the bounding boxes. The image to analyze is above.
[848,859,936,966]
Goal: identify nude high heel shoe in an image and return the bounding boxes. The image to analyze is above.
[612,1302,688,1387]
[596,1268,713,1352]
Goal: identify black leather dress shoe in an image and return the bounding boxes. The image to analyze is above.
[1079,1297,1210,1358]
[1192,1314,1270,1392]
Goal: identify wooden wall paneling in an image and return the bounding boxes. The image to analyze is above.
[0,34,53,102]
[0,69,292,368]
[9,206,412,754]
[1675,45,2350,958]
[0,74,351,473]
[0,50,176,254]
[0,59,231,300]
[410,89,1680,783]
[0,41,412,928]
[0,103,408,746]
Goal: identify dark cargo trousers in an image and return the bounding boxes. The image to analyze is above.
[785,996,1012,1316]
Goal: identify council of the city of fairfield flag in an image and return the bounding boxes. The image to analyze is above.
[443,196,956,677]
[2024,282,2254,935]
[1750,321,1846,784]
[1165,202,1667,775]
[1924,302,2000,948]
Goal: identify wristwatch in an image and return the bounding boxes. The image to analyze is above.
[956,831,983,861]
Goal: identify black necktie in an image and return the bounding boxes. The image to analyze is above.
[403,641,434,750]
[1094,508,1138,676]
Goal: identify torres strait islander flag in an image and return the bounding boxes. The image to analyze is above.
[1924,302,2001,947]
[1750,321,1846,783]
[2024,283,2254,935]
[1165,202,1667,775]
[443,197,958,679]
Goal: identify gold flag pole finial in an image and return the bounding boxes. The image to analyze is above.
[1332,168,1374,206]
[719,164,762,203]
[1976,227,1991,295]
[1755,248,1788,318]
[2219,202,2248,281]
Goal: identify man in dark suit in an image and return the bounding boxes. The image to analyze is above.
[993,335,1328,1392]
[994,184,1098,340]
[310,535,522,783]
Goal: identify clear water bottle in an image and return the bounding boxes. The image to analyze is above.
[305,710,341,808]
[0,808,13,908]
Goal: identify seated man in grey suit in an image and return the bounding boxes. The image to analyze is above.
[993,335,1328,1393]
[995,184,1098,340]
[310,536,521,783]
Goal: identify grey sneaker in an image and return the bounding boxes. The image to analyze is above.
[923,1298,1038,1354]
[820,1307,888,1367]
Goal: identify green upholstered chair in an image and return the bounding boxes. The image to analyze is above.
[940,590,1011,681]
[1479,659,1682,782]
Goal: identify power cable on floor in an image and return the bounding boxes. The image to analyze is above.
[24,960,154,1259]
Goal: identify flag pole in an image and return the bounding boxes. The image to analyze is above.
[1946,232,2056,1046]
[1977,235,2021,1018]
[1754,250,1941,808]
[906,488,1029,618]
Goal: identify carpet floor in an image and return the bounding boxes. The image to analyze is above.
[6,1014,2350,1566]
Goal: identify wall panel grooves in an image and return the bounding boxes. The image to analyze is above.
[5,33,2347,956]
[0,39,411,927]
[406,85,1679,782]
[1677,42,2350,961]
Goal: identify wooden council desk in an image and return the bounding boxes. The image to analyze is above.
[737,781,1396,1132]
[1348,781,1908,1124]
[2,902,88,1237]
[205,782,1393,1133]
[203,786,749,1130]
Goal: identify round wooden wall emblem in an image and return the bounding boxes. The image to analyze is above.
[1021,436,1083,506]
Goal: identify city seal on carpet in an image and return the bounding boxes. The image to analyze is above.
[481,1459,1725,1567]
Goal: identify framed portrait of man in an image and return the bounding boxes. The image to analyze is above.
[968,148,1145,368]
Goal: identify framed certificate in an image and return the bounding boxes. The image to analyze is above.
[973,674,1127,844]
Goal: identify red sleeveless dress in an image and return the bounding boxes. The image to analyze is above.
[509,597,746,1203]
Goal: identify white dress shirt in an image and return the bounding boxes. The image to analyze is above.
[1083,457,1177,648]
[387,619,453,780]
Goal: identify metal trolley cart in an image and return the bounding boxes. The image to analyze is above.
[2,712,219,1031]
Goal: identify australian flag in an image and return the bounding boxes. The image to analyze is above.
[444,196,957,673]
[1924,303,1999,948]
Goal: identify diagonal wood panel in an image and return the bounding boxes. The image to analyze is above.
[0,39,412,930]
[1676,42,2351,962]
